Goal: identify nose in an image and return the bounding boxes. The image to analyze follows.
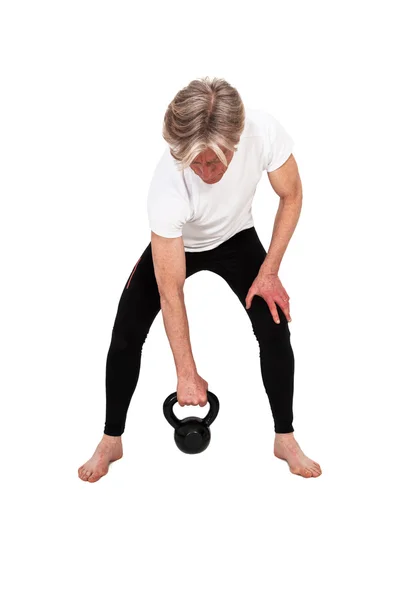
[203,166,218,180]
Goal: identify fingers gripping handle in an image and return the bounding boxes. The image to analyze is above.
[163,391,220,429]
[202,391,220,427]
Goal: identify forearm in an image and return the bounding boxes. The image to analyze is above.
[160,291,197,377]
[260,194,302,275]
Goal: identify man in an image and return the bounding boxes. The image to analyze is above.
[78,76,322,482]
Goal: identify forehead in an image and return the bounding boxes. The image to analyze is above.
[193,146,227,162]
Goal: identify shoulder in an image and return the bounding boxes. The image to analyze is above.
[247,108,282,133]
[241,107,285,142]
[148,147,189,200]
[147,147,190,221]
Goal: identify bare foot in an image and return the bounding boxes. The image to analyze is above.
[78,434,123,483]
[274,432,322,478]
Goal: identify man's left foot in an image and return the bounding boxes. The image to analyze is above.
[274,432,322,478]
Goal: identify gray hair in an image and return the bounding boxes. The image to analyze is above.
[163,76,245,171]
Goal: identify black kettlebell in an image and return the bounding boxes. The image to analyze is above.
[163,390,220,454]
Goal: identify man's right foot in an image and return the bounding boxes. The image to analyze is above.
[274,432,322,478]
[78,434,123,483]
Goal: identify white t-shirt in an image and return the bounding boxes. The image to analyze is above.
[147,107,294,252]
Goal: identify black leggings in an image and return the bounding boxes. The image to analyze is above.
[104,226,295,436]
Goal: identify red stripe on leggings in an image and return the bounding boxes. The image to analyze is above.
[126,256,142,289]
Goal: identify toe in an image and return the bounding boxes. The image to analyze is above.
[291,465,312,478]
[88,468,107,483]
[79,465,90,479]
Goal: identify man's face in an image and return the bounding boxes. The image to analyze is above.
[190,146,235,184]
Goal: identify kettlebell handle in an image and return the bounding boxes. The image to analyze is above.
[163,390,220,430]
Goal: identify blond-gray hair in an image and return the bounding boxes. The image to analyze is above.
[163,76,245,171]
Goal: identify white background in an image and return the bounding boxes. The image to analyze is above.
[1,1,399,598]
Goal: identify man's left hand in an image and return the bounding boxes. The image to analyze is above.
[245,273,292,324]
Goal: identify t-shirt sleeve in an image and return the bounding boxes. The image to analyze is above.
[147,149,190,238]
[263,113,295,172]
[147,198,187,238]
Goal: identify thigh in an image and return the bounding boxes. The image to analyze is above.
[206,227,290,331]
[207,227,266,302]
[111,242,161,340]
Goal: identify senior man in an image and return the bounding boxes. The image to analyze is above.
[78,76,322,482]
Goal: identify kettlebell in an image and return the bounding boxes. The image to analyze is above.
[163,390,220,454]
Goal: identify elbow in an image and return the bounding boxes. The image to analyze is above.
[280,191,302,204]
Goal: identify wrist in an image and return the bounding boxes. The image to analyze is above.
[177,365,197,379]
[260,266,279,277]
[260,259,279,276]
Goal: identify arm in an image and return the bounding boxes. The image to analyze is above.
[245,153,302,324]
[150,231,197,377]
[261,154,303,276]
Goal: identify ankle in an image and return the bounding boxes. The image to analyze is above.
[275,432,294,440]
[102,434,122,444]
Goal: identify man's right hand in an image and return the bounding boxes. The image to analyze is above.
[177,372,209,407]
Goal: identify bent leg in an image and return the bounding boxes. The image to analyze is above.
[206,227,295,433]
[79,240,205,481]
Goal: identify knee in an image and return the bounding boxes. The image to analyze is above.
[250,302,291,343]
[109,322,148,353]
